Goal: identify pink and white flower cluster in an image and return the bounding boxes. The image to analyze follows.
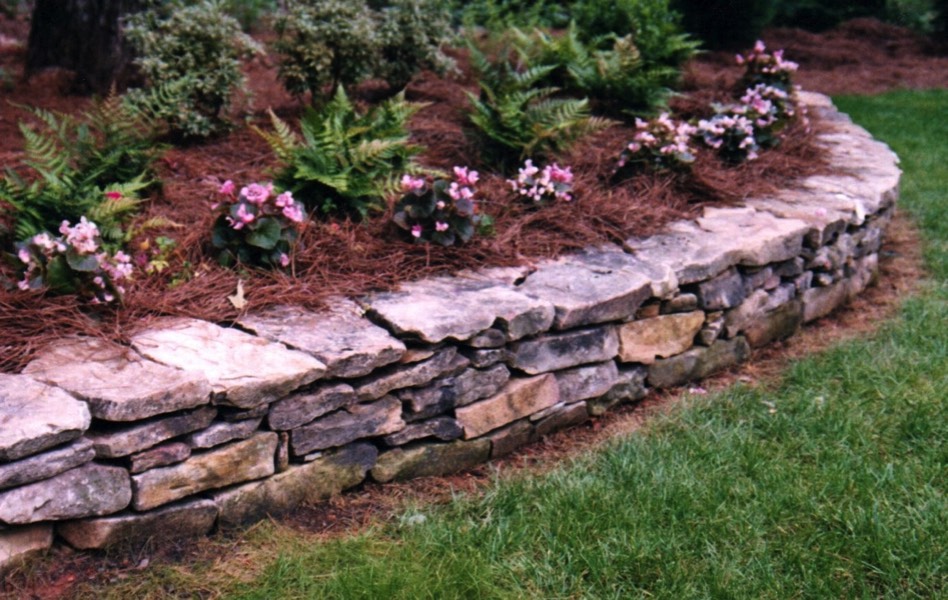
[618,113,696,171]
[696,113,760,162]
[16,217,133,304]
[216,180,306,230]
[737,40,798,91]
[508,159,574,204]
[393,166,482,247]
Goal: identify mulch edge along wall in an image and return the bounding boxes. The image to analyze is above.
[0,92,900,566]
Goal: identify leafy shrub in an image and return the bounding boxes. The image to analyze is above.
[511,24,682,116]
[257,86,424,219]
[507,159,574,204]
[737,83,796,148]
[466,48,612,168]
[616,112,696,173]
[0,100,161,245]
[392,168,482,246]
[374,0,457,90]
[211,181,306,268]
[455,0,570,31]
[15,218,134,304]
[935,0,948,43]
[274,0,378,104]
[770,0,885,31]
[125,0,262,139]
[672,0,778,51]
[222,0,280,32]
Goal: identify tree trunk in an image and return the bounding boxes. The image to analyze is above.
[26,0,146,94]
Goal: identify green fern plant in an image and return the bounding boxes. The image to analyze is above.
[466,46,613,168]
[256,86,425,219]
[511,24,680,117]
[0,98,162,247]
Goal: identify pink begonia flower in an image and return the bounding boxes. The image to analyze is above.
[411,224,423,238]
[219,180,235,196]
[17,279,30,291]
[435,200,446,210]
[17,248,31,264]
[230,203,255,230]
[62,217,100,254]
[453,166,479,186]
[549,164,573,184]
[274,191,294,208]
[279,253,290,267]
[104,191,123,200]
[241,183,272,205]
[282,203,304,223]
[435,221,449,232]
[401,174,425,192]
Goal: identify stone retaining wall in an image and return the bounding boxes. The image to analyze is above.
[0,93,901,568]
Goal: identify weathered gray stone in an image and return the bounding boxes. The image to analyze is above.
[803,281,850,322]
[0,439,95,491]
[58,499,218,550]
[128,442,191,474]
[23,338,211,422]
[383,417,463,446]
[745,300,804,347]
[132,432,278,511]
[291,396,403,456]
[366,283,553,343]
[724,289,771,338]
[617,311,705,364]
[534,402,589,438]
[213,443,376,528]
[555,361,619,403]
[132,318,325,409]
[86,406,217,458]
[268,383,357,431]
[588,365,648,415]
[218,404,270,422]
[400,364,511,421]
[509,326,619,375]
[742,267,774,292]
[398,347,438,364]
[354,347,467,401]
[276,432,290,473]
[794,271,814,292]
[456,374,560,439]
[697,268,747,310]
[0,374,90,462]
[237,301,406,379]
[187,417,261,450]
[488,420,535,458]
[561,245,679,298]
[748,195,849,248]
[813,272,836,287]
[648,337,751,388]
[662,293,699,314]
[518,260,652,330]
[466,329,507,348]
[0,524,52,572]
[371,439,491,483]
[0,463,131,525]
[773,257,805,278]
[529,401,567,422]
[463,348,507,368]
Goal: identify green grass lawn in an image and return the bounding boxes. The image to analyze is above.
[76,90,948,600]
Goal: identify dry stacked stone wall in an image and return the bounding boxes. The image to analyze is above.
[0,93,901,567]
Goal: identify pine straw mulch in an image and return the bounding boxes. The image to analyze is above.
[0,19,828,373]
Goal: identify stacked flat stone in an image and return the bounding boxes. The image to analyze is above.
[0,93,900,569]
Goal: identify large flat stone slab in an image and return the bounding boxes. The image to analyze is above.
[237,301,406,379]
[85,406,217,458]
[57,499,218,550]
[517,258,652,330]
[131,318,326,409]
[456,374,560,439]
[371,439,491,483]
[353,347,467,401]
[0,374,90,462]
[0,438,95,491]
[290,396,404,456]
[509,326,619,375]
[554,361,619,404]
[131,432,278,511]
[23,338,211,421]
[0,463,131,525]
[617,311,705,364]
[365,283,553,344]
[695,206,809,267]
[212,443,376,527]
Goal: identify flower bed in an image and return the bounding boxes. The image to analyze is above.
[0,93,900,565]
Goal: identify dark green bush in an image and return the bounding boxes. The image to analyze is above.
[770,1,885,31]
[455,0,570,32]
[672,0,779,50]
[374,0,457,91]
